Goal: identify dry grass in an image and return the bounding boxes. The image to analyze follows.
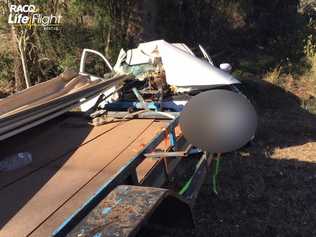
[263,66,283,86]
[261,35,316,113]
[273,142,316,162]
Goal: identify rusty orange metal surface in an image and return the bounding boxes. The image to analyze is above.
[0,115,170,237]
[67,185,170,237]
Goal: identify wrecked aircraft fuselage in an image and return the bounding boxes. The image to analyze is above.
[80,39,244,112]
[114,40,240,92]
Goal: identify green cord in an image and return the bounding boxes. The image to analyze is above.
[178,177,193,195]
[212,157,221,195]
[178,154,221,196]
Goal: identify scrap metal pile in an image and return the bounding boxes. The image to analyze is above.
[0,39,258,237]
[0,39,257,152]
[0,39,257,151]
[81,40,241,113]
[0,70,130,140]
[77,40,257,153]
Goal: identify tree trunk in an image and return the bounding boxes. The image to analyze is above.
[17,32,31,88]
[10,25,25,91]
[105,26,112,58]
[14,57,25,91]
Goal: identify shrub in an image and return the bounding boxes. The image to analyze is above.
[0,50,14,93]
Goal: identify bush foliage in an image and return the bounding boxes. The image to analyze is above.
[0,0,315,104]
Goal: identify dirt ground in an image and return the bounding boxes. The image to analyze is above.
[141,79,316,237]
[190,79,316,237]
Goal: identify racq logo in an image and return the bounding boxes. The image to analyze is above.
[8,4,62,29]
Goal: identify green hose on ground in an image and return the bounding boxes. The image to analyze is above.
[212,156,221,195]
[178,177,193,195]
[178,153,221,195]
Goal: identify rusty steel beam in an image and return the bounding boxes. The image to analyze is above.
[105,111,180,120]
[181,153,214,205]
[65,185,194,237]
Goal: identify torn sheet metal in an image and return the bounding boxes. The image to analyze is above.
[117,40,240,90]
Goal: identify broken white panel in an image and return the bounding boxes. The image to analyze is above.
[155,40,240,87]
[172,43,195,56]
[125,48,152,65]
[80,85,117,112]
[124,40,240,88]
[124,40,168,66]
[122,41,194,66]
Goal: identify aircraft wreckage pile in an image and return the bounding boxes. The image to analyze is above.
[0,39,257,237]
[0,40,257,150]
[0,40,256,152]
[0,40,257,154]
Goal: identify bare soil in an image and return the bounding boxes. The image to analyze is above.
[192,79,316,237]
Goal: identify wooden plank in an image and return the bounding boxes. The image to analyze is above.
[0,119,154,237]
[30,120,168,237]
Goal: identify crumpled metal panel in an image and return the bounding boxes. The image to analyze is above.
[122,40,240,88]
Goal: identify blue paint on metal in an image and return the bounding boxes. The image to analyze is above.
[104,100,186,112]
[52,211,77,236]
[115,198,123,205]
[52,117,180,236]
[93,232,102,237]
[169,129,176,147]
[52,178,114,236]
[102,207,112,216]
[104,101,158,110]
[147,102,158,111]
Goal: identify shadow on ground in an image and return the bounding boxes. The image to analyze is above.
[192,79,316,237]
[0,113,93,231]
[138,79,316,237]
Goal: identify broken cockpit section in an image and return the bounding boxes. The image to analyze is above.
[114,40,240,92]
[80,40,242,112]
